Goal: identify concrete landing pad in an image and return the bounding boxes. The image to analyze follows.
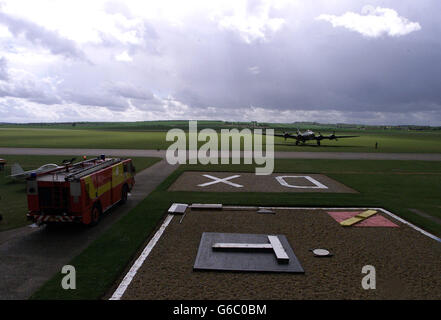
[194,232,304,273]
[168,172,357,193]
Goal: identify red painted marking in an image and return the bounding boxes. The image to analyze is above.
[327,211,399,228]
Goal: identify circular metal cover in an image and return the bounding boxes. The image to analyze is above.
[312,249,332,257]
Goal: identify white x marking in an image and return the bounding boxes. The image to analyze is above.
[197,174,243,188]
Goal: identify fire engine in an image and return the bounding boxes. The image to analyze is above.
[26,155,135,226]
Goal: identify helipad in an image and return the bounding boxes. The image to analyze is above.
[168,172,357,193]
[111,206,441,300]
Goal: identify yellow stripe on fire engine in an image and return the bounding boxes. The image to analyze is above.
[83,163,126,200]
[112,163,125,186]
[84,176,111,199]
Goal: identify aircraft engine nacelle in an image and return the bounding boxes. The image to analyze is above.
[329,132,337,140]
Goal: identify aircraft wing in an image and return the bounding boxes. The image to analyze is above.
[274,133,299,139]
[320,135,359,140]
[9,171,31,179]
[259,131,299,140]
[9,163,28,179]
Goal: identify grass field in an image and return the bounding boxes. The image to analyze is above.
[0,155,161,232]
[31,158,441,300]
[1,127,441,153]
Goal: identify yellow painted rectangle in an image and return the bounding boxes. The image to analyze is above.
[340,210,378,227]
[356,210,377,218]
[340,216,364,227]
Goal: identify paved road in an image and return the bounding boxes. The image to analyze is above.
[0,160,177,300]
[1,147,441,160]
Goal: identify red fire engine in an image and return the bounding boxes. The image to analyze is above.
[26,156,135,225]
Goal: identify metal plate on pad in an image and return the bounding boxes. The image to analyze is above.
[194,232,304,273]
[257,208,275,214]
[168,203,188,214]
[311,248,333,257]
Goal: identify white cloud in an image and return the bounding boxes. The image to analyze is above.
[316,6,421,38]
[248,66,260,75]
[213,0,285,43]
[114,51,133,62]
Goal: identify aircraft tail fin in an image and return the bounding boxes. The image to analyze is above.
[11,163,24,176]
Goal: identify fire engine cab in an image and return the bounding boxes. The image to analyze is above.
[26,156,135,226]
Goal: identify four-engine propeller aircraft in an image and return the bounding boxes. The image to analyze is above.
[272,129,359,146]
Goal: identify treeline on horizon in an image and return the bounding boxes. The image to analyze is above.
[0,120,440,132]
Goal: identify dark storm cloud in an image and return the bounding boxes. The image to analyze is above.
[63,90,129,111]
[145,0,438,124]
[170,7,441,117]
[107,82,155,100]
[0,70,62,105]
[106,82,166,110]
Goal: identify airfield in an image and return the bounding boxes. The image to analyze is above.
[0,123,441,300]
[2,124,441,154]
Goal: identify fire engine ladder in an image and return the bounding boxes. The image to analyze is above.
[64,158,121,181]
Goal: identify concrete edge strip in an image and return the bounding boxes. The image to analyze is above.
[374,207,441,243]
[109,214,174,300]
[224,206,441,243]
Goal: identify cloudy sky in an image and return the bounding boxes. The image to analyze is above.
[0,0,440,125]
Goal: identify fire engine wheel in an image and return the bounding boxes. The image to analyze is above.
[120,185,128,204]
[90,205,102,226]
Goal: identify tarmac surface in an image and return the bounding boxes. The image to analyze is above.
[0,160,177,300]
[1,147,441,161]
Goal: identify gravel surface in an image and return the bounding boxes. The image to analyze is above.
[122,208,441,300]
[168,172,357,193]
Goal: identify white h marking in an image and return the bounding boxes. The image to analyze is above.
[212,235,289,263]
[198,174,243,188]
